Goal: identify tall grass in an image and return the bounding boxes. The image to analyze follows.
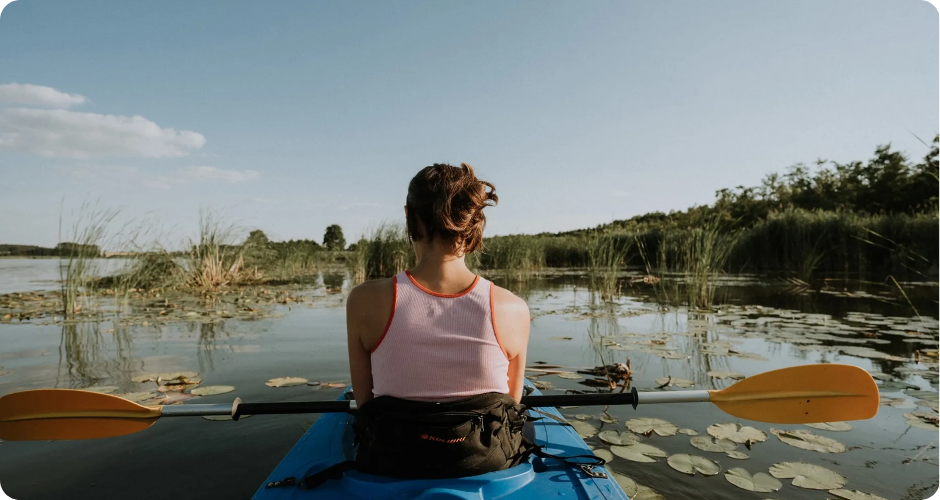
[59,204,117,316]
[478,236,547,280]
[186,213,261,289]
[635,219,739,310]
[350,223,415,282]
[585,231,631,298]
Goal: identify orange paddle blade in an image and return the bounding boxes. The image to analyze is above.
[0,389,161,441]
[709,364,879,424]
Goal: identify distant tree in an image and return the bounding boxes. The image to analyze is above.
[243,229,275,262]
[323,224,346,251]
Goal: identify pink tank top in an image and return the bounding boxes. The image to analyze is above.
[370,270,511,400]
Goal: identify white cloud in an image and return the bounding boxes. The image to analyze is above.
[0,108,206,158]
[147,166,261,189]
[0,83,87,108]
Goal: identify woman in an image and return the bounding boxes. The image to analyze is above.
[345,163,532,478]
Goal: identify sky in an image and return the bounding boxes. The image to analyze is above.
[0,0,936,249]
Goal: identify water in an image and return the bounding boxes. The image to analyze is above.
[0,258,131,294]
[0,260,936,500]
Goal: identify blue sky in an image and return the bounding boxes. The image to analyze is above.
[0,0,936,248]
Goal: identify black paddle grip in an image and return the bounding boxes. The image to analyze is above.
[232,399,353,420]
[522,387,638,409]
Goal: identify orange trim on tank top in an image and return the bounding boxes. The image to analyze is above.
[404,270,480,298]
[370,275,397,353]
[490,283,510,360]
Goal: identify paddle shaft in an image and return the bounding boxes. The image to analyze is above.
[174,389,655,419]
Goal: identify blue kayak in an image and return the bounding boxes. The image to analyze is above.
[252,383,630,500]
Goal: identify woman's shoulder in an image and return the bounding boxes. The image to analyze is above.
[489,283,529,318]
[347,277,396,309]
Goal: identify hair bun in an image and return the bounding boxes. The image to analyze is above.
[406,163,497,254]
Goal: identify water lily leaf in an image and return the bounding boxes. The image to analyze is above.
[903,412,940,431]
[678,428,699,436]
[556,372,583,380]
[593,448,614,463]
[707,423,767,444]
[610,443,668,463]
[158,371,199,380]
[574,414,592,420]
[654,376,694,388]
[690,436,737,452]
[666,453,721,476]
[804,421,853,432]
[266,377,308,387]
[828,489,890,500]
[571,421,597,439]
[769,462,847,490]
[600,414,619,424]
[0,371,8,376]
[132,374,159,383]
[770,428,846,453]
[83,386,119,394]
[726,451,750,459]
[905,390,940,402]
[532,380,554,390]
[322,382,347,388]
[707,371,746,380]
[598,430,642,446]
[612,473,665,500]
[190,385,235,396]
[160,392,195,404]
[202,414,251,421]
[117,391,160,403]
[724,467,782,492]
[625,417,678,437]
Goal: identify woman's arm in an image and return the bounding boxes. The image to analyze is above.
[493,286,531,403]
[346,285,375,408]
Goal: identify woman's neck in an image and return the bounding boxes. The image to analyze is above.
[410,239,476,286]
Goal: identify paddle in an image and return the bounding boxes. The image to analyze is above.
[0,364,878,441]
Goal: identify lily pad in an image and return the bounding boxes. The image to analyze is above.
[202,414,251,421]
[804,421,853,432]
[828,489,890,500]
[905,390,940,402]
[556,372,584,380]
[724,467,782,492]
[190,385,235,396]
[571,421,597,439]
[903,412,940,431]
[678,428,699,436]
[132,374,159,383]
[593,448,614,463]
[707,371,746,380]
[158,371,199,380]
[83,386,119,394]
[598,430,642,445]
[625,417,678,437]
[666,453,721,476]
[532,380,554,390]
[769,461,847,490]
[117,391,160,403]
[609,443,667,463]
[690,436,737,452]
[612,472,665,500]
[654,376,694,388]
[707,423,767,444]
[600,414,619,424]
[266,377,308,387]
[770,428,846,453]
[726,451,750,459]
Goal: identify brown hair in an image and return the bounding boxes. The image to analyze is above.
[406,163,497,254]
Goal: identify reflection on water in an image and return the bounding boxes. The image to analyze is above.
[0,264,937,500]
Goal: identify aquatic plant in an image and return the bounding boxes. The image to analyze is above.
[58,203,117,317]
[185,212,262,289]
[349,222,415,282]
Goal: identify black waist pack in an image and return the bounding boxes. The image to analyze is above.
[353,392,529,479]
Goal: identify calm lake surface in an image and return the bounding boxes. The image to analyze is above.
[0,259,937,500]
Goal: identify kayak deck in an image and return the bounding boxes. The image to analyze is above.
[252,385,629,500]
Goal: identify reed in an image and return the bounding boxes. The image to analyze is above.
[585,231,631,298]
[350,222,415,282]
[185,213,262,290]
[58,204,117,317]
